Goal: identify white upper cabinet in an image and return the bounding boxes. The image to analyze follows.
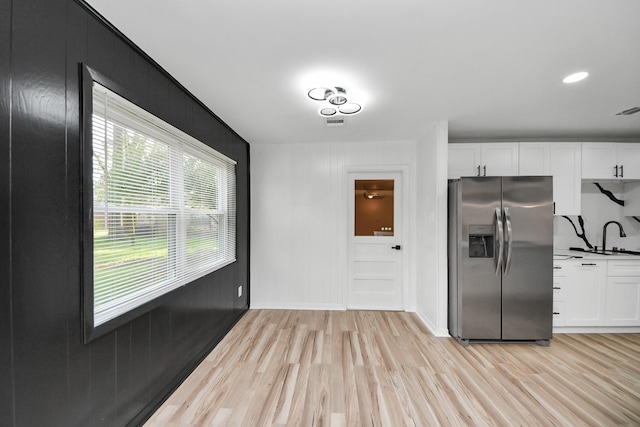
[582,143,640,180]
[581,143,618,179]
[549,143,582,216]
[519,143,549,175]
[448,144,482,179]
[518,143,581,215]
[448,143,518,179]
[617,144,640,179]
[481,143,519,176]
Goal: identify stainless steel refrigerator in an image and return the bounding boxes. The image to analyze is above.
[448,176,553,346]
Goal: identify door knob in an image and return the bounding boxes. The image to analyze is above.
[391,245,401,250]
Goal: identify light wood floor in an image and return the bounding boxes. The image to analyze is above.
[145,310,640,426]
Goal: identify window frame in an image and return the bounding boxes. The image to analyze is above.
[81,65,236,343]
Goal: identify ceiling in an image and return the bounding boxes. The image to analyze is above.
[84,0,640,145]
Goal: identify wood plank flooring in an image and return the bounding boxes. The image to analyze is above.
[144,310,640,426]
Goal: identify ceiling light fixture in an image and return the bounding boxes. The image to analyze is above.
[363,191,384,199]
[563,71,589,83]
[308,86,362,117]
[328,87,347,105]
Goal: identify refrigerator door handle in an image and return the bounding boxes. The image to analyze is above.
[504,207,513,275]
[495,207,504,276]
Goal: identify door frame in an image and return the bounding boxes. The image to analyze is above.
[343,165,410,310]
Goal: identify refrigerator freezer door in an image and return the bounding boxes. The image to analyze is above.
[501,176,553,340]
[458,177,503,340]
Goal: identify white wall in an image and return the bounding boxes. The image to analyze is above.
[415,122,450,336]
[251,140,420,309]
[250,124,450,336]
[250,143,342,308]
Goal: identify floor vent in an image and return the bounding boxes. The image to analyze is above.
[326,117,346,126]
[615,106,640,116]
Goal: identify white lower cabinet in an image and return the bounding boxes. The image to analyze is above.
[605,260,640,326]
[554,258,640,329]
[563,261,606,326]
[552,264,567,327]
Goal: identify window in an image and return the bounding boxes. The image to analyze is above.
[354,179,395,236]
[83,68,236,341]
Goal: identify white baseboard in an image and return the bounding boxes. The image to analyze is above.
[413,309,450,337]
[249,302,345,311]
[553,326,640,334]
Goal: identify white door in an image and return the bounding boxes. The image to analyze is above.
[347,171,403,310]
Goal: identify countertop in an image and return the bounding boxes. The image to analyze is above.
[554,249,640,261]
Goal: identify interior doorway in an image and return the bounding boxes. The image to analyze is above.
[347,171,404,310]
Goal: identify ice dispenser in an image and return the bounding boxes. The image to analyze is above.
[468,224,494,258]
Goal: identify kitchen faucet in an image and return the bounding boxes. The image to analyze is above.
[602,221,626,253]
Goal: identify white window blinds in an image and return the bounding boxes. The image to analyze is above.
[91,82,236,326]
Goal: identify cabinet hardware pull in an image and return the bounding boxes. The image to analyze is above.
[581,263,597,266]
[553,312,560,315]
[477,165,481,176]
[620,164,624,178]
[483,165,487,176]
[614,165,618,177]
[553,266,561,269]
[553,287,561,289]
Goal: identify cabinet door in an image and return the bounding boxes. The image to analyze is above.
[553,271,567,301]
[448,144,481,179]
[617,143,640,179]
[608,259,640,276]
[605,276,640,326]
[549,143,581,215]
[553,301,566,327]
[481,143,519,176]
[581,143,618,179]
[552,264,568,327]
[519,143,549,175]
[564,262,606,326]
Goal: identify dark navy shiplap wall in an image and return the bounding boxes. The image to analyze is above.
[0,0,250,426]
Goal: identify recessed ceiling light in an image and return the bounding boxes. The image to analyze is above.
[563,71,589,83]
